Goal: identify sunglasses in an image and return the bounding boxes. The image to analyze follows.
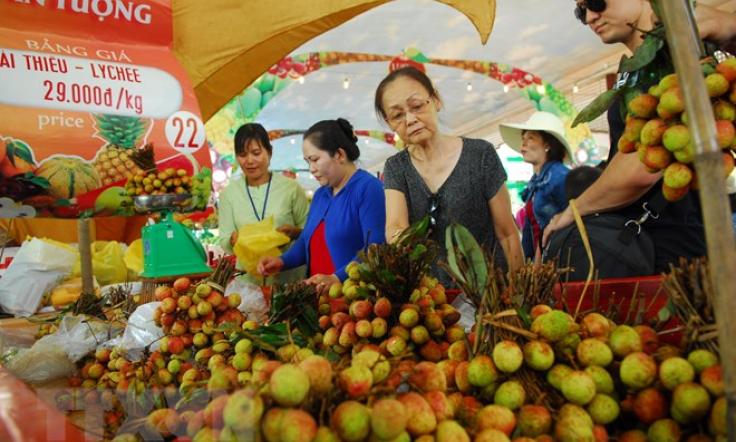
[575,0,606,25]
[428,193,440,232]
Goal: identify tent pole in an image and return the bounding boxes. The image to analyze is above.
[77,218,94,295]
[659,1,736,438]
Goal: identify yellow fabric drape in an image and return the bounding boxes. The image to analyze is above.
[172,0,495,120]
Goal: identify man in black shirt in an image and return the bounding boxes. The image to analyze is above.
[543,0,736,273]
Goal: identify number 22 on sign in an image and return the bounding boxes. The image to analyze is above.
[165,111,205,154]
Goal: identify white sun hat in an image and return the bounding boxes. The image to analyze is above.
[499,111,574,165]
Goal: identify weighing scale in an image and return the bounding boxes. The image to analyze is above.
[134,194,213,278]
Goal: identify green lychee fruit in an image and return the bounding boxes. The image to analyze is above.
[709,396,726,436]
[584,365,615,395]
[370,399,408,440]
[560,371,597,406]
[467,355,499,387]
[663,125,690,152]
[670,382,711,424]
[547,364,574,391]
[659,87,685,115]
[331,401,371,442]
[223,388,263,433]
[586,394,620,425]
[576,338,613,367]
[299,355,333,396]
[658,356,695,390]
[647,418,682,442]
[558,403,594,426]
[663,162,693,190]
[475,404,516,436]
[554,416,594,442]
[474,428,512,442]
[700,364,723,397]
[531,310,570,342]
[687,349,719,374]
[279,409,317,442]
[398,392,437,437]
[609,325,643,358]
[620,352,657,390]
[523,340,555,371]
[517,404,552,437]
[338,365,373,398]
[705,72,730,97]
[269,364,310,407]
[492,340,523,373]
[628,93,659,119]
[624,117,647,142]
[659,73,679,93]
[493,380,526,410]
[313,426,341,442]
[714,99,736,121]
[435,420,471,442]
[620,430,648,442]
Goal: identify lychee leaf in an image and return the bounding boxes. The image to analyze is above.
[452,224,487,294]
[573,89,622,127]
[622,37,664,73]
[445,227,466,286]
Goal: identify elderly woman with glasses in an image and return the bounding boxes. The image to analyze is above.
[375,66,523,286]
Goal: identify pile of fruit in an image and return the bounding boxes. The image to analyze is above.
[41,226,726,442]
[124,168,195,197]
[620,57,736,201]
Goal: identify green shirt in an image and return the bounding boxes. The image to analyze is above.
[218,173,309,284]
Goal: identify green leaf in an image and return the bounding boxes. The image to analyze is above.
[572,89,622,127]
[452,224,487,294]
[445,227,466,285]
[18,172,50,188]
[657,306,671,321]
[621,38,664,72]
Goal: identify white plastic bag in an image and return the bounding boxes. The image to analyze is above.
[0,237,77,316]
[226,279,269,322]
[104,302,163,361]
[2,315,121,383]
[451,291,477,333]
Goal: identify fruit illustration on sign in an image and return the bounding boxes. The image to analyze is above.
[0,137,37,178]
[94,186,133,216]
[35,156,101,199]
[92,114,149,186]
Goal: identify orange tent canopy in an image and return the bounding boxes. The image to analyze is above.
[172,0,496,121]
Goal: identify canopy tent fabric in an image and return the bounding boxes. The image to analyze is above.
[172,0,495,121]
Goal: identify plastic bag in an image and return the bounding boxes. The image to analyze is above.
[225,279,269,322]
[124,239,144,275]
[451,291,477,333]
[2,315,121,383]
[233,215,290,277]
[0,237,77,317]
[103,302,163,361]
[72,241,127,286]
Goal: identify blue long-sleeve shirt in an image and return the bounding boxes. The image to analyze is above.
[280,169,386,281]
[521,160,569,258]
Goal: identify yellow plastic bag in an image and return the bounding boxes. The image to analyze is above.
[72,241,127,286]
[233,215,290,277]
[124,239,144,275]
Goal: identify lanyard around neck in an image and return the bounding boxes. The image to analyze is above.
[245,174,272,221]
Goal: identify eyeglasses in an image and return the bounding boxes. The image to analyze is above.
[428,193,440,232]
[574,0,606,25]
[385,99,431,126]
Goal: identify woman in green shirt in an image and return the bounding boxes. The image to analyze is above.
[218,123,310,284]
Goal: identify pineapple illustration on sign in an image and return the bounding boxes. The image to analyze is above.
[92,114,151,186]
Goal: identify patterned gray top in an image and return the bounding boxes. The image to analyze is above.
[383,138,508,287]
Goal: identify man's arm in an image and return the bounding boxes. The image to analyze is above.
[543,151,660,244]
[696,3,736,55]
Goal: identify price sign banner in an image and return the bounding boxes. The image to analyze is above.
[0,0,212,218]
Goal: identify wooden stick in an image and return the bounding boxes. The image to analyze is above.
[77,218,94,295]
[659,1,736,438]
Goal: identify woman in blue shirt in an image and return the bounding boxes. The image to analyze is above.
[257,118,386,289]
[500,112,573,261]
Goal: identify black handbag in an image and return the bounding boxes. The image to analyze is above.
[542,194,666,281]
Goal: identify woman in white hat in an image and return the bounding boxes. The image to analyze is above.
[500,111,573,261]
